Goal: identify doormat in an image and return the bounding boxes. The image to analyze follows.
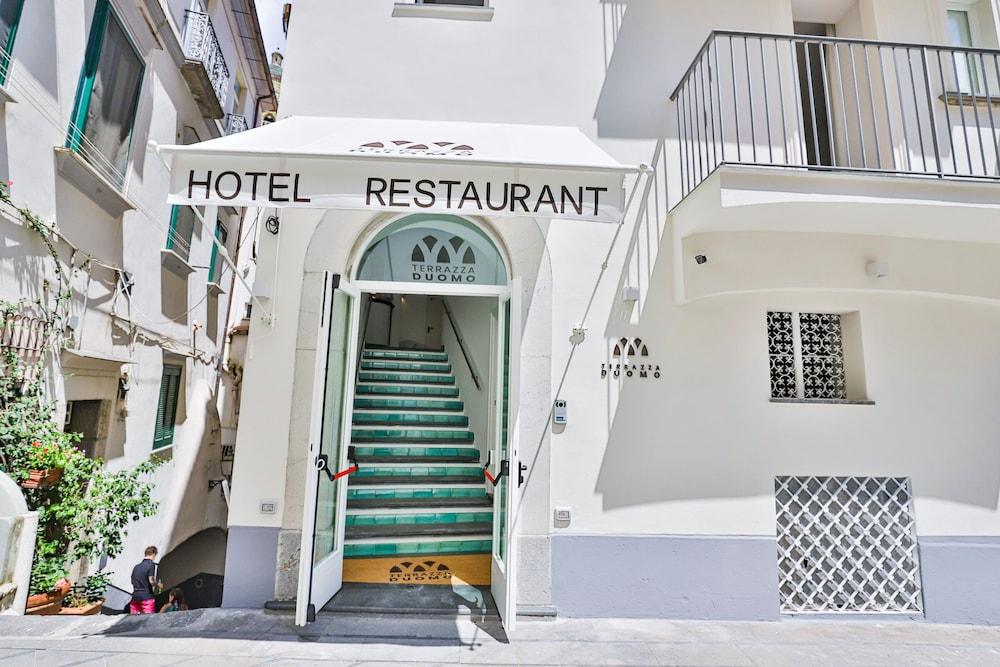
[344,554,491,586]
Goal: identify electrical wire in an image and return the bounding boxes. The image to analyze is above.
[2,69,241,354]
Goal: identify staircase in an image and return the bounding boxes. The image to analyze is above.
[343,346,493,586]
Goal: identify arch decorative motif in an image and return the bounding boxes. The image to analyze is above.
[356,214,509,286]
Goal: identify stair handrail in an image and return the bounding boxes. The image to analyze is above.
[441,298,482,391]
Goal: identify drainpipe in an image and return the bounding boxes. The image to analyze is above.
[253,92,275,127]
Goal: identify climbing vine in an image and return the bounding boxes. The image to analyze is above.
[0,184,161,596]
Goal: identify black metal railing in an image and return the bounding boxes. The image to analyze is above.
[670,31,1000,199]
[225,114,249,135]
[182,10,231,110]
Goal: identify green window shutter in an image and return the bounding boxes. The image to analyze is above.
[166,206,179,251]
[153,364,182,450]
[66,0,145,187]
[167,206,196,262]
[0,0,25,85]
[208,221,227,283]
[67,0,111,153]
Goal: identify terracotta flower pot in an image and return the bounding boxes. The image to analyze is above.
[25,599,63,615]
[21,468,63,489]
[58,599,104,616]
[26,580,71,609]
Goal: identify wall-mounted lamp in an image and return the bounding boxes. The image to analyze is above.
[694,254,708,265]
[265,215,280,235]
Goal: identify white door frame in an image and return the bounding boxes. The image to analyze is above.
[489,277,522,632]
[295,273,362,626]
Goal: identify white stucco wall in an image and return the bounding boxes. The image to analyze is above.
[225,0,1000,610]
[0,0,270,594]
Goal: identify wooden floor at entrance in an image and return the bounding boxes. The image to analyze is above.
[343,553,491,586]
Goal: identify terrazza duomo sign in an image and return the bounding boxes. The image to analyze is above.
[178,169,619,223]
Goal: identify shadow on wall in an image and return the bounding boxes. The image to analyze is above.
[587,1,1000,515]
[593,239,1000,513]
[167,381,227,551]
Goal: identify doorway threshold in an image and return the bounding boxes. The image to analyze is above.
[321,583,498,618]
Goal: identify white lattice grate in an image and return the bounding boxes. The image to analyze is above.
[775,476,923,614]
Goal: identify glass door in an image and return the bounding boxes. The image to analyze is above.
[490,277,521,632]
[295,273,361,626]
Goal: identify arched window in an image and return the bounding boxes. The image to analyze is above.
[356,214,508,286]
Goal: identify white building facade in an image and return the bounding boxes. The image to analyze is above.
[195,0,1000,626]
[0,0,273,604]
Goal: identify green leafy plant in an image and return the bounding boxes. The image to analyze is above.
[1,302,162,595]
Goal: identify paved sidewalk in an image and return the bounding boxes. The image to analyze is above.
[0,609,998,665]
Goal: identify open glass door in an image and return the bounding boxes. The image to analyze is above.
[490,277,521,631]
[295,273,361,626]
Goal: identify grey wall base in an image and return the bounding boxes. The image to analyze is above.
[221,525,279,609]
[552,534,780,620]
[919,536,1000,625]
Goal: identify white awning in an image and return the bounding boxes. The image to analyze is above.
[158,116,637,224]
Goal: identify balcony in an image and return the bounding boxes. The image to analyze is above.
[669,31,1000,241]
[668,32,1000,305]
[181,10,231,119]
[225,114,249,135]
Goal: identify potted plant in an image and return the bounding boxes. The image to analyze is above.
[20,440,69,489]
[25,577,70,615]
[59,571,110,616]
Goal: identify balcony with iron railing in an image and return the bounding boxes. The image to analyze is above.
[181,10,231,120]
[225,113,249,135]
[667,31,1000,305]
[670,31,1000,203]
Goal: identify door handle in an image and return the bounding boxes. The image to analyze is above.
[518,462,527,488]
[317,446,357,481]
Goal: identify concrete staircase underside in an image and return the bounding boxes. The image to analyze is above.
[345,346,492,586]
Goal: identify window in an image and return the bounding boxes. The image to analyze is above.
[208,220,228,284]
[66,0,144,190]
[0,0,24,85]
[166,206,196,263]
[947,6,982,94]
[767,311,856,401]
[153,364,182,449]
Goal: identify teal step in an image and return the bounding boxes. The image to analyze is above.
[345,522,492,540]
[361,360,452,373]
[354,397,464,412]
[351,428,474,443]
[355,385,460,398]
[346,512,493,527]
[358,372,456,385]
[353,412,469,428]
[348,487,488,502]
[353,446,479,463]
[350,466,485,485]
[347,487,490,509]
[344,539,492,559]
[363,349,448,362]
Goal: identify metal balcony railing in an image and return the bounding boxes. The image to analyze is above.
[670,31,1000,200]
[182,10,231,111]
[225,114,249,135]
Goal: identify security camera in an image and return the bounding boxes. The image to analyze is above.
[694,254,708,265]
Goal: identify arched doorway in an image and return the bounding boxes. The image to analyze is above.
[296,214,522,630]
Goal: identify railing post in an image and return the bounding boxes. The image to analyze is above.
[919,47,943,176]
